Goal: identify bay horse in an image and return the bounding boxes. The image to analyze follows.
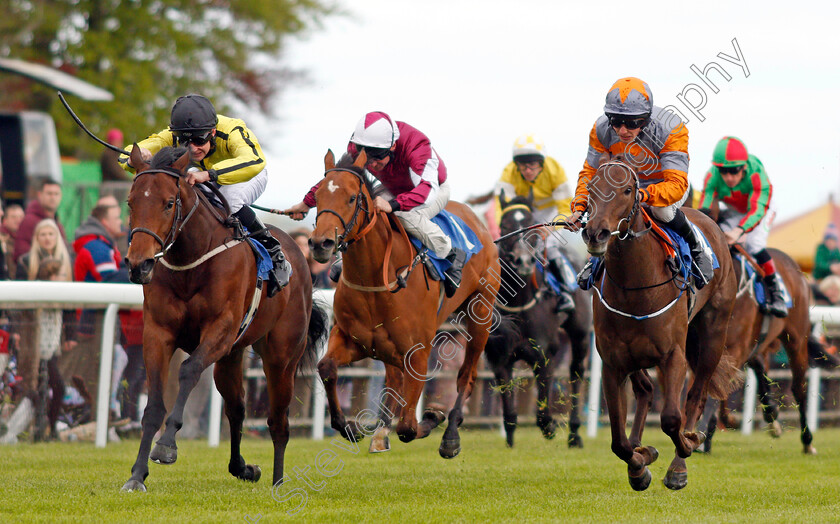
[698,243,817,454]
[485,194,592,448]
[309,150,501,458]
[579,155,741,491]
[121,146,327,492]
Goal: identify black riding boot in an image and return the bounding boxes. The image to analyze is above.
[762,273,789,318]
[576,258,597,290]
[443,247,467,298]
[329,259,343,283]
[547,259,574,313]
[233,206,290,297]
[668,209,714,289]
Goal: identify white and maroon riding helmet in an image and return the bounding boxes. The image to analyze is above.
[350,111,400,150]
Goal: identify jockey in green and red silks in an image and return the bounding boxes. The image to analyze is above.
[700,136,787,318]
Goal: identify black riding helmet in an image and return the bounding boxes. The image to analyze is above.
[170,94,218,133]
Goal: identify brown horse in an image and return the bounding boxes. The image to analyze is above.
[698,247,817,454]
[121,146,327,492]
[308,150,501,458]
[579,155,741,491]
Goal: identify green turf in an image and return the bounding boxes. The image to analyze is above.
[1,425,839,523]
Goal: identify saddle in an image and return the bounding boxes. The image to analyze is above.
[408,210,483,281]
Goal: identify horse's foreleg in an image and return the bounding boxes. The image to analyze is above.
[602,365,656,491]
[122,334,174,492]
[748,356,780,434]
[628,369,654,449]
[784,333,816,454]
[213,349,261,483]
[658,347,694,491]
[395,348,429,444]
[491,364,517,447]
[534,358,558,440]
[263,359,299,486]
[567,327,590,449]
[316,326,365,442]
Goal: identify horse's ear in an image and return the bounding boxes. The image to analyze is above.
[324,149,335,170]
[129,143,149,172]
[353,149,368,169]
[596,152,612,167]
[172,149,191,174]
[498,191,509,209]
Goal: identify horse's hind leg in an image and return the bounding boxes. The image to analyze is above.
[657,347,694,491]
[438,294,494,459]
[369,365,404,453]
[491,364,517,447]
[213,348,261,483]
[602,365,657,491]
[122,334,175,492]
[747,356,780,436]
[628,369,654,449]
[534,357,559,440]
[783,329,816,454]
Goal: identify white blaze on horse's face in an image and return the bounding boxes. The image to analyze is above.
[513,210,527,223]
[144,190,151,197]
[327,180,339,193]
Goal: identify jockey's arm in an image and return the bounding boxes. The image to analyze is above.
[208,124,266,185]
[737,171,772,233]
[119,130,174,171]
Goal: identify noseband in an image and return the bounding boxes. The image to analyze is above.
[598,161,647,241]
[314,168,376,252]
[128,167,200,259]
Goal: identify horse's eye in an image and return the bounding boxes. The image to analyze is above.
[625,186,633,195]
[166,199,175,210]
[349,195,356,204]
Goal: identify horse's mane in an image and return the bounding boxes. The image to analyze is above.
[151,146,190,171]
[336,153,376,195]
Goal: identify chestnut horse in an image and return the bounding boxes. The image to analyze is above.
[699,247,817,454]
[485,194,592,448]
[121,146,327,492]
[309,150,500,458]
[580,156,740,491]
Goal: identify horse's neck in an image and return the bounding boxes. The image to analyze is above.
[344,215,411,284]
[604,219,668,288]
[498,268,538,306]
[166,194,228,265]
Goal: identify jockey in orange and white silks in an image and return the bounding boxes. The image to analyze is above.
[567,77,714,289]
[286,111,466,297]
[700,136,787,317]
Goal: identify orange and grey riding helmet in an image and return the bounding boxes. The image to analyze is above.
[603,77,653,117]
[712,136,749,168]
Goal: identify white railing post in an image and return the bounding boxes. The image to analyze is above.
[95,304,120,448]
[741,368,757,435]
[586,333,602,438]
[807,366,821,432]
[207,364,223,447]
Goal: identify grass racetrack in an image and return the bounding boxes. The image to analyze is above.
[2,425,839,523]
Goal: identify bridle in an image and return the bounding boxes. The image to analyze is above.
[315,168,378,252]
[128,167,201,260]
[598,161,648,241]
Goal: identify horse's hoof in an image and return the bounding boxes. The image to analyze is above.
[628,466,652,492]
[505,435,515,448]
[340,423,364,443]
[397,426,417,443]
[769,420,783,438]
[150,442,177,465]
[439,438,461,459]
[422,406,446,428]
[663,469,688,491]
[238,464,261,483]
[568,433,584,448]
[804,445,817,455]
[121,479,147,493]
[636,446,659,465]
[540,419,558,440]
[369,435,391,453]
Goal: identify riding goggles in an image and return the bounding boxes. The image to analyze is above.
[717,165,744,175]
[175,130,213,146]
[356,145,391,160]
[607,115,648,130]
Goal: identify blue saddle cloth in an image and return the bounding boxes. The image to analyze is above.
[536,252,580,294]
[738,254,793,308]
[661,221,720,282]
[409,210,483,280]
[245,233,275,281]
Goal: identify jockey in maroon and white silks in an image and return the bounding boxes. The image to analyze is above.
[288,111,467,297]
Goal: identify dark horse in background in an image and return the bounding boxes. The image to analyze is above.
[484,194,592,448]
[121,146,328,492]
[579,155,741,491]
[309,150,500,459]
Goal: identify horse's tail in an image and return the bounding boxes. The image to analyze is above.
[707,353,745,401]
[808,334,840,370]
[299,297,330,373]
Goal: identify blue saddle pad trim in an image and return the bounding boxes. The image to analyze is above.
[662,221,720,282]
[536,252,579,294]
[245,232,275,281]
[740,255,794,308]
[409,210,483,279]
